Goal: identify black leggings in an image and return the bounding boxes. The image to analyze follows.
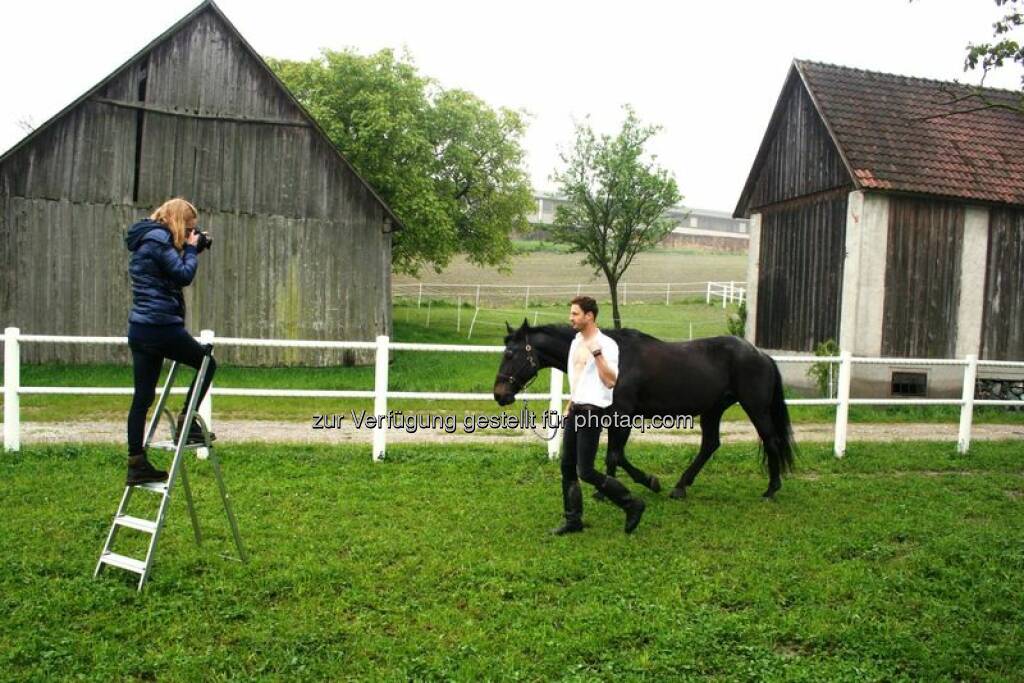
[126,324,217,455]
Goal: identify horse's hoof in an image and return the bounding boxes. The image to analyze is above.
[669,487,687,500]
[762,491,778,501]
[647,475,662,493]
[593,490,607,502]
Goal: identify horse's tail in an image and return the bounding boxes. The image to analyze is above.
[764,357,796,474]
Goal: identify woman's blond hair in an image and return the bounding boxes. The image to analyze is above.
[150,198,197,251]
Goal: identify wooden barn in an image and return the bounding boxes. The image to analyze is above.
[0,0,401,366]
[734,60,1024,396]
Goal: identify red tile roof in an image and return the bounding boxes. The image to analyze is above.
[796,60,1024,206]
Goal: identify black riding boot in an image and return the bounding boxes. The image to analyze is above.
[551,481,584,535]
[126,452,167,486]
[176,413,216,445]
[597,475,646,534]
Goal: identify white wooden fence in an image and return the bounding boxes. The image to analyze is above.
[3,327,1022,460]
[394,280,744,308]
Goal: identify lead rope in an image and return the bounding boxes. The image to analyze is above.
[522,395,561,442]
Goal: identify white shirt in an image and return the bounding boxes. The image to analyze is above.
[567,330,620,408]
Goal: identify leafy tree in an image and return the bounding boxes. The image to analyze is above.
[268,49,534,275]
[966,0,1024,90]
[550,106,681,329]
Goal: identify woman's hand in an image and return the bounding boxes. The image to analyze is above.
[186,231,200,247]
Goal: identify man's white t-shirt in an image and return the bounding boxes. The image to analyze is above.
[567,329,620,408]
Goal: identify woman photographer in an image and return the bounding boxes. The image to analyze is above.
[124,197,216,485]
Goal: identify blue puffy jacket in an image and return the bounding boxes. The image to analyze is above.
[125,219,199,325]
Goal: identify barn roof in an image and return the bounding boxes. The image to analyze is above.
[0,0,404,230]
[735,59,1024,216]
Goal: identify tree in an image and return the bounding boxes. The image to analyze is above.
[550,106,681,329]
[268,49,535,275]
[943,0,1024,114]
[966,0,1024,89]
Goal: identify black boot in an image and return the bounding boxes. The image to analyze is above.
[176,413,215,445]
[551,481,584,535]
[597,476,646,534]
[126,452,167,485]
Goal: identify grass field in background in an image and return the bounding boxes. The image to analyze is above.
[511,239,744,258]
[1,441,1022,680]
[393,248,748,290]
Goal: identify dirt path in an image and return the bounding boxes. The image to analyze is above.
[9,419,1024,447]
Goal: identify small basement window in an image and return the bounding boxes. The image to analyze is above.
[891,371,927,397]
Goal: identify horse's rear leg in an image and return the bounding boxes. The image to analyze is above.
[746,409,783,499]
[596,426,659,501]
[669,408,723,499]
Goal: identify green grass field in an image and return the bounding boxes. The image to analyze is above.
[2,441,1022,680]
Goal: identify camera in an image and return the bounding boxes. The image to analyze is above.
[188,227,213,253]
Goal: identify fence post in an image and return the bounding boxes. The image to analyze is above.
[958,354,978,455]
[197,329,215,460]
[457,296,462,332]
[475,285,481,309]
[834,351,852,458]
[373,335,389,461]
[576,284,581,298]
[525,286,530,310]
[548,369,563,460]
[665,283,670,305]
[417,283,423,308]
[688,322,693,341]
[3,327,20,452]
[426,300,432,327]
[706,282,711,305]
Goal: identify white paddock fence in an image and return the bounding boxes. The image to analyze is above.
[3,327,1023,460]
[394,280,746,308]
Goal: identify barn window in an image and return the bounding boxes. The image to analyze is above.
[891,371,927,397]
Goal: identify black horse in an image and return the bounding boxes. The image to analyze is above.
[493,321,795,499]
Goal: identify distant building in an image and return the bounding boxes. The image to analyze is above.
[529,193,749,251]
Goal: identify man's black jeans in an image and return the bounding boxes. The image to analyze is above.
[560,404,609,490]
[127,323,217,455]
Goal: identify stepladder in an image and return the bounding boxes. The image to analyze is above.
[95,345,247,591]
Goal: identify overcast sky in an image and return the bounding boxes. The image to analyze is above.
[2,0,1018,212]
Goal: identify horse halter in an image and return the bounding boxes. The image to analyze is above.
[497,332,540,394]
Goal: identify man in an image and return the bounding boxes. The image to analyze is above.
[553,296,646,535]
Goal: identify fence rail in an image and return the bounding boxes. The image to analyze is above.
[2,328,1022,460]
[393,280,746,308]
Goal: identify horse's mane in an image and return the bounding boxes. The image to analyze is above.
[516,322,662,344]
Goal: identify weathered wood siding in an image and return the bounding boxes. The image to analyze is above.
[755,195,847,350]
[981,207,1024,360]
[745,76,851,212]
[0,7,391,365]
[881,197,963,358]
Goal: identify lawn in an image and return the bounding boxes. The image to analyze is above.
[1,441,1022,680]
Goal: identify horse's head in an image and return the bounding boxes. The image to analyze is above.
[493,319,540,406]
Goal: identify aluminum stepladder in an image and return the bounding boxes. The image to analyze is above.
[95,344,247,591]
